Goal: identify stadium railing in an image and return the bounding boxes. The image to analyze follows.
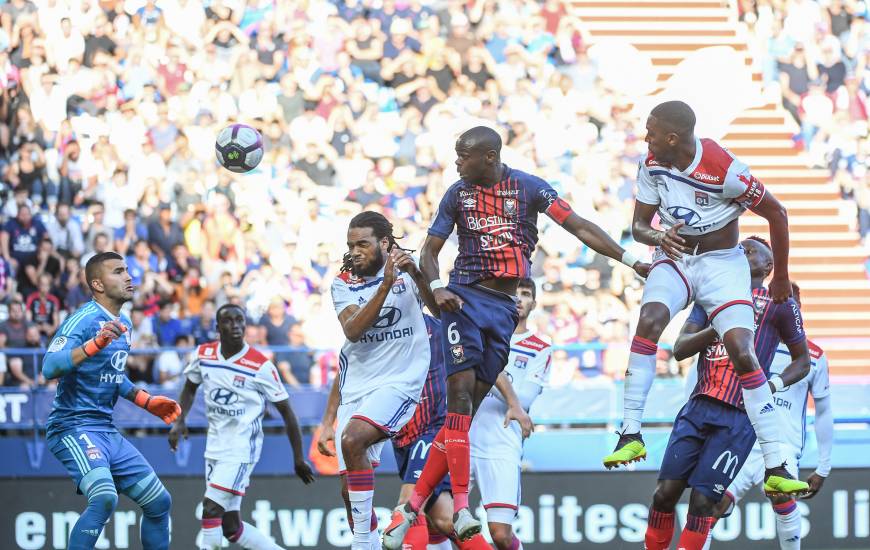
[2,346,868,433]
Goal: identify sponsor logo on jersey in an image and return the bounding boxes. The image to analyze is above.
[373,307,402,328]
[714,484,725,494]
[760,403,775,414]
[110,350,128,372]
[47,336,67,353]
[773,396,792,410]
[712,450,740,479]
[238,357,261,368]
[695,191,709,206]
[392,279,406,294]
[86,448,102,461]
[514,355,528,369]
[233,375,246,388]
[359,327,415,343]
[666,206,702,227]
[693,172,721,183]
[459,190,476,198]
[210,388,239,406]
[497,189,519,196]
[466,215,514,231]
[704,341,729,363]
[504,198,517,217]
[451,345,466,364]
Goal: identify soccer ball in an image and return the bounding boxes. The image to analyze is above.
[215,124,264,173]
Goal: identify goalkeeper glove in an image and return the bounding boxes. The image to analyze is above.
[82,320,127,357]
[134,390,182,425]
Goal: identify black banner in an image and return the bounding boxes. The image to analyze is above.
[4,470,869,549]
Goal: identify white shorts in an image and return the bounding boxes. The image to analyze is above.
[726,443,801,508]
[204,459,253,511]
[472,456,521,525]
[336,385,419,474]
[642,245,754,336]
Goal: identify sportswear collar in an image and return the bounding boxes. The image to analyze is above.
[93,300,120,320]
[682,136,704,176]
[512,329,533,343]
[218,342,249,362]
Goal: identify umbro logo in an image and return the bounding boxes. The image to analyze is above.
[760,403,775,414]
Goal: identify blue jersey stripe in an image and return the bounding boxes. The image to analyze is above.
[62,304,97,336]
[510,347,536,358]
[200,362,256,377]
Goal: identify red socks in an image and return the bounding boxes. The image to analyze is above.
[645,508,675,550]
[410,425,449,512]
[444,413,472,512]
[456,533,492,549]
[677,515,713,550]
[403,514,429,550]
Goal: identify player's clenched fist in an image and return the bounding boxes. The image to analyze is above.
[433,287,463,312]
[768,275,793,304]
[83,320,127,357]
[134,390,182,425]
[658,221,688,261]
[390,248,417,273]
[168,420,188,451]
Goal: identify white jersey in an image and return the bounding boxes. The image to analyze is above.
[184,342,289,463]
[636,137,766,236]
[330,265,429,404]
[470,331,552,461]
[769,339,830,451]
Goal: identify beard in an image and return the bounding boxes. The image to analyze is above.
[351,247,385,277]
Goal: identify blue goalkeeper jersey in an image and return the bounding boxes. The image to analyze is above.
[44,300,134,438]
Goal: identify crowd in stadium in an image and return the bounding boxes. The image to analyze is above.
[1,0,867,391]
[737,0,870,246]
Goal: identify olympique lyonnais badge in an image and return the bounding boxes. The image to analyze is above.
[514,355,528,369]
[233,375,246,388]
[392,279,406,294]
[87,448,102,461]
[451,345,466,364]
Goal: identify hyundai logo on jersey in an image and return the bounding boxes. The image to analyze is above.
[210,388,239,406]
[667,206,702,227]
[373,307,402,329]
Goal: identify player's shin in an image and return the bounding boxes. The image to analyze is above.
[69,477,118,550]
[200,518,224,550]
[677,515,713,550]
[644,508,675,550]
[623,336,658,434]
[444,413,473,512]
[347,469,376,544]
[228,521,284,550]
[409,426,449,512]
[738,370,783,467]
[773,500,801,550]
[402,514,429,550]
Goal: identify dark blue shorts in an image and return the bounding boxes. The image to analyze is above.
[659,396,757,503]
[393,430,451,505]
[47,429,155,494]
[441,284,518,385]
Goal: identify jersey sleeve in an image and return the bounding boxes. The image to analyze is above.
[529,346,552,388]
[428,187,457,239]
[255,360,290,403]
[330,277,356,317]
[722,160,766,208]
[46,322,87,353]
[183,356,203,384]
[635,161,660,205]
[775,299,806,346]
[810,352,831,400]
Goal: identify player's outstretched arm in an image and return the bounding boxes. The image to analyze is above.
[317,378,340,457]
[672,307,717,361]
[168,379,200,451]
[420,234,463,312]
[42,319,127,379]
[774,339,811,389]
[338,246,398,342]
[555,201,650,278]
[274,399,316,484]
[750,191,791,303]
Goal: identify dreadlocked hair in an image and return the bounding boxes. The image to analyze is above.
[340,211,414,273]
[746,235,771,251]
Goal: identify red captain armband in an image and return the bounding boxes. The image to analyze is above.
[545,197,573,224]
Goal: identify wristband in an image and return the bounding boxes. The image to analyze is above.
[82,339,101,357]
[134,389,152,409]
[430,279,446,291]
[621,250,640,268]
[770,374,785,392]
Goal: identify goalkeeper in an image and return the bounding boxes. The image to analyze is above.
[42,251,181,550]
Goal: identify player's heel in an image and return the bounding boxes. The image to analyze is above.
[602,432,647,469]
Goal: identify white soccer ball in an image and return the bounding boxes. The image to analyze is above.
[215,124,264,173]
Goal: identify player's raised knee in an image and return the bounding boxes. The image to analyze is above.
[635,305,670,340]
[142,487,171,516]
[91,489,119,516]
[651,485,679,512]
[488,523,514,550]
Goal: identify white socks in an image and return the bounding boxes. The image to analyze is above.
[775,503,801,549]
[738,370,783,468]
[622,336,658,434]
[347,469,376,548]
[201,518,223,550]
[234,521,284,550]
